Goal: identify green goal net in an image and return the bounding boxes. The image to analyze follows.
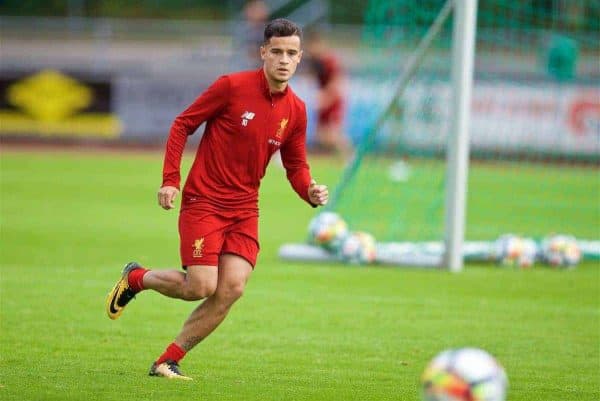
[327,0,599,244]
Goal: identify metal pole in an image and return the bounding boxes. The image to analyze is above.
[443,0,478,272]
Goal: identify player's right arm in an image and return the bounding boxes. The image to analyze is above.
[160,76,230,209]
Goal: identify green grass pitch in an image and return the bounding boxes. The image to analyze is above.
[0,149,598,401]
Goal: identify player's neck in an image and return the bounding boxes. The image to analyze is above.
[267,79,288,94]
[263,68,288,93]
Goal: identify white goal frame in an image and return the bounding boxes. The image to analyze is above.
[443,0,479,272]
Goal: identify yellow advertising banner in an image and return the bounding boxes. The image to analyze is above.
[0,69,122,138]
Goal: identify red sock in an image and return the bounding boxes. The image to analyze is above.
[155,342,187,365]
[127,267,149,293]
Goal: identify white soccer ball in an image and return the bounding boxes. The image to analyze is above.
[339,231,377,265]
[388,160,412,182]
[494,234,538,268]
[422,348,508,401]
[540,234,581,268]
[307,212,349,251]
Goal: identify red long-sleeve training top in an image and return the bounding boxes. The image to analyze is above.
[162,69,314,211]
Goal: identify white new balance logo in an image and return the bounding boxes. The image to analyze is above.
[241,111,255,127]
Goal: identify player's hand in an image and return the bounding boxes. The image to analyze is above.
[308,179,328,206]
[158,186,179,210]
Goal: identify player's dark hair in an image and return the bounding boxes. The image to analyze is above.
[263,18,302,44]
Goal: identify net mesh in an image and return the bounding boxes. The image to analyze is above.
[327,0,599,243]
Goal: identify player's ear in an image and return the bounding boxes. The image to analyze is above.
[260,45,266,61]
[297,49,303,63]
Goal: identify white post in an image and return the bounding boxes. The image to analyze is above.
[443,0,478,272]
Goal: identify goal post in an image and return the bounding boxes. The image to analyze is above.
[443,0,479,272]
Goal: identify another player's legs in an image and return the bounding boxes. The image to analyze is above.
[150,254,253,380]
[315,122,352,158]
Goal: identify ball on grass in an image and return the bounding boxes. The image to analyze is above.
[493,234,538,268]
[308,211,349,251]
[540,234,581,268]
[422,347,508,401]
[339,231,377,265]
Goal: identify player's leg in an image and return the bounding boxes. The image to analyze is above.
[105,209,224,319]
[142,265,217,300]
[315,103,351,157]
[143,207,222,300]
[320,121,352,157]
[149,218,258,380]
[174,254,253,350]
[150,255,253,380]
[105,263,218,320]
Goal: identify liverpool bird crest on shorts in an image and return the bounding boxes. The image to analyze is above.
[276,118,288,138]
[193,238,204,258]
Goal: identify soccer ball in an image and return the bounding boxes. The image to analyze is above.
[307,212,349,251]
[540,234,581,268]
[494,234,538,268]
[339,231,377,264]
[422,348,508,401]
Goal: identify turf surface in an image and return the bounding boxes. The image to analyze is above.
[332,157,599,241]
[1,150,598,401]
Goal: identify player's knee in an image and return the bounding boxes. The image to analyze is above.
[182,281,217,301]
[217,281,246,305]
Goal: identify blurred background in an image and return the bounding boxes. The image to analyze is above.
[1,4,598,399]
[1,0,598,151]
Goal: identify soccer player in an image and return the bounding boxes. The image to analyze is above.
[105,18,328,380]
[305,29,352,157]
[233,0,270,69]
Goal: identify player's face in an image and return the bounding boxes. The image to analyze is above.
[261,35,303,87]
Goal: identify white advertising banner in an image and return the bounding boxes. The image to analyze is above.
[470,83,599,155]
[378,80,600,157]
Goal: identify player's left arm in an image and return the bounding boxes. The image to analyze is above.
[307,179,328,206]
[280,109,328,207]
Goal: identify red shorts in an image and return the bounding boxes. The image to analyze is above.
[318,99,344,126]
[178,208,259,268]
